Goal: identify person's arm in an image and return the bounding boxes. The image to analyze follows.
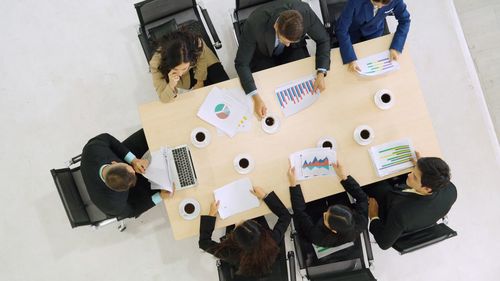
[234,21,258,95]
[149,52,177,103]
[340,176,368,223]
[389,0,411,53]
[289,185,317,238]
[198,215,220,254]
[304,5,331,72]
[263,192,292,243]
[91,133,133,162]
[369,211,404,250]
[335,0,357,64]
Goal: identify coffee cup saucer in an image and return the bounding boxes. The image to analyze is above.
[317,136,336,150]
[233,153,254,174]
[261,114,280,134]
[179,198,200,220]
[191,127,211,148]
[353,125,374,146]
[374,89,394,110]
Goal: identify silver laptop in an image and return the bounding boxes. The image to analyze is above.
[163,145,198,190]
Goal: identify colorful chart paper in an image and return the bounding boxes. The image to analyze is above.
[369,139,416,177]
[356,50,400,77]
[275,75,320,117]
[290,148,336,180]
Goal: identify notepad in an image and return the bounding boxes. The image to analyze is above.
[213,178,259,219]
[369,139,416,177]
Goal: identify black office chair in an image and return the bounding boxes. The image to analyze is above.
[318,0,390,48]
[392,217,458,255]
[216,243,296,281]
[50,154,126,231]
[231,0,276,45]
[134,0,222,62]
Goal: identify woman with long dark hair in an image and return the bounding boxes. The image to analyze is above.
[199,186,291,278]
[149,29,228,103]
[289,160,368,247]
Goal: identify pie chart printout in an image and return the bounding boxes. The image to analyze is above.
[215,103,230,119]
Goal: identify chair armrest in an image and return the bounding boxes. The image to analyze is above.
[67,154,82,167]
[288,251,296,281]
[319,0,331,28]
[198,4,222,49]
[361,230,374,264]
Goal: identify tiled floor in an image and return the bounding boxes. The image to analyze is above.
[1,0,499,280]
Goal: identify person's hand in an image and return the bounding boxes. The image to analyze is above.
[252,94,267,120]
[313,73,326,93]
[209,200,220,217]
[191,80,204,90]
[168,69,181,90]
[332,160,348,181]
[288,164,297,187]
[411,150,421,165]
[250,186,267,200]
[348,61,361,73]
[368,197,379,219]
[131,158,149,174]
[389,49,400,61]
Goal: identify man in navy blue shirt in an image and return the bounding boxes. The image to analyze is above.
[336,0,411,72]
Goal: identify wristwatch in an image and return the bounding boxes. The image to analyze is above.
[317,69,327,77]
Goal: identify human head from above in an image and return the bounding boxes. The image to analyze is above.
[406,157,451,195]
[371,0,392,8]
[323,204,355,236]
[103,162,137,192]
[157,30,203,81]
[215,219,279,277]
[274,10,304,47]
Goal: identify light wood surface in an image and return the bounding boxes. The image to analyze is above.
[138,35,441,240]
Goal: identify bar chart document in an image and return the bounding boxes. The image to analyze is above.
[289,148,336,181]
[275,75,320,117]
[369,139,416,177]
[213,178,260,219]
[357,50,400,77]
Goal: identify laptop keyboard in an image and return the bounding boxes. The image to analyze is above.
[172,147,196,188]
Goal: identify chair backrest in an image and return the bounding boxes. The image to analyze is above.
[135,0,195,29]
[51,166,109,228]
[392,223,457,255]
[232,0,275,44]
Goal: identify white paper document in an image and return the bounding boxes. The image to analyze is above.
[289,148,336,181]
[369,138,416,177]
[197,87,252,137]
[313,242,354,259]
[356,50,400,77]
[274,74,320,117]
[143,147,173,192]
[213,178,259,219]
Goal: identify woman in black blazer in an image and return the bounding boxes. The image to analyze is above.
[199,186,291,278]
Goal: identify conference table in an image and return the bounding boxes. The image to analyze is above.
[138,34,441,240]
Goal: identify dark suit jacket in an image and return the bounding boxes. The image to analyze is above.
[199,191,291,267]
[336,0,411,63]
[290,176,368,247]
[235,0,331,94]
[80,133,154,218]
[369,182,457,250]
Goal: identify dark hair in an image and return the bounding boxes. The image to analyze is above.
[417,157,451,192]
[326,205,355,236]
[276,10,304,42]
[373,0,392,4]
[214,220,279,277]
[157,30,203,82]
[104,165,136,192]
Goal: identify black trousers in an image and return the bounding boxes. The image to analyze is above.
[250,42,310,73]
[189,62,230,88]
[122,129,157,218]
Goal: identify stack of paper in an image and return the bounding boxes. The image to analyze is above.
[197,87,252,137]
[213,178,259,219]
[143,147,173,192]
[289,148,336,181]
[275,74,320,117]
[356,50,400,77]
[369,139,416,177]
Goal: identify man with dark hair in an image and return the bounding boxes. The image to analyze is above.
[289,161,368,247]
[366,153,457,250]
[235,0,331,119]
[336,0,411,72]
[81,130,169,218]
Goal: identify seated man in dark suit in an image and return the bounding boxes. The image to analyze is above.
[235,0,331,119]
[289,160,368,248]
[81,130,168,218]
[366,153,457,249]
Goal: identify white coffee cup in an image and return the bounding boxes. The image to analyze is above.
[317,136,336,150]
[191,127,211,148]
[354,125,374,145]
[179,198,200,220]
[233,153,254,174]
[374,89,394,110]
[261,114,280,134]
